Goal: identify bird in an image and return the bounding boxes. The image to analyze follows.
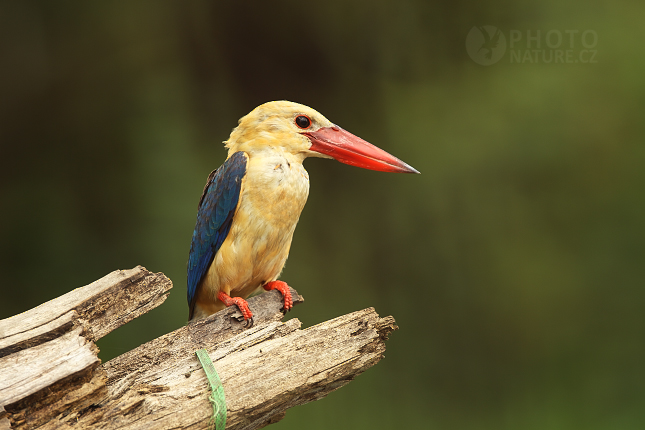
[478,26,502,60]
[187,101,419,325]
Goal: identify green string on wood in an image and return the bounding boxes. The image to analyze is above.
[195,348,227,430]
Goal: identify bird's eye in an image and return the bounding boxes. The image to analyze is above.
[295,115,312,129]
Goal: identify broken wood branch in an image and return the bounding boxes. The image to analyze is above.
[0,266,397,430]
[0,267,172,429]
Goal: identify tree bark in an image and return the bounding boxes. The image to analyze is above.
[0,267,397,430]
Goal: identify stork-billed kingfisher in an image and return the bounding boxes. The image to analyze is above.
[187,101,418,325]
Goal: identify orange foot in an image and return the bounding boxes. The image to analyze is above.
[217,291,254,327]
[263,281,293,313]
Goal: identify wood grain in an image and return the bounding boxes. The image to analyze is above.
[0,266,172,357]
[44,307,396,430]
[0,267,172,429]
[0,268,397,430]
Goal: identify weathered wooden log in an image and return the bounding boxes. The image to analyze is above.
[0,266,172,356]
[0,267,397,430]
[0,267,173,430]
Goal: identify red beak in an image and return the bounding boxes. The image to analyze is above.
[302,126,420,174]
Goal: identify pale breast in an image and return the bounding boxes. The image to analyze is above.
[242,153,310,233]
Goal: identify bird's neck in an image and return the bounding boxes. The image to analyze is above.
[227,145,307,166]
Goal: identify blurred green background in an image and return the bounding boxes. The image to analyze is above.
[1,1,644,429]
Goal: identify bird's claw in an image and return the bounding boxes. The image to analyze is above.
[217,291,254,328]
[264,281,293,314]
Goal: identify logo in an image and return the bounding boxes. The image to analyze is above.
[466,27,599,65]
[466,26,506,66]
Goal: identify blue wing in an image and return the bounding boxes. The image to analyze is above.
[187,151,247,319]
